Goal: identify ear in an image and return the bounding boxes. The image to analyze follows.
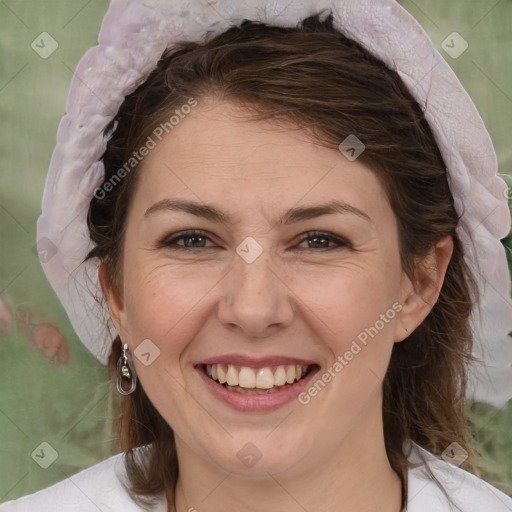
[394,236,454,343]
[98,260,125,335]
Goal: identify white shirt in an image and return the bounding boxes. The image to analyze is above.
[1,441,511,511]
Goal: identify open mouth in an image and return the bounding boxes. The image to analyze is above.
[200,363,318,395]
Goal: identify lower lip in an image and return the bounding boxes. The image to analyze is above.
[196,365,320,412]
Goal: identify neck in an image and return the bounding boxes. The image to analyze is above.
[172,397,402,512]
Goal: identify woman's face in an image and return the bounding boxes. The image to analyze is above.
[103,97,433,477]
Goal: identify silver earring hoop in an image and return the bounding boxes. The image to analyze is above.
[116,343,137,395]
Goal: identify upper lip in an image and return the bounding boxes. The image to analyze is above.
[195,354,319,368]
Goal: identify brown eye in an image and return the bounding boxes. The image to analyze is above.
[157,230,351,251]
[296,231,350,250]
[158,230,216,249]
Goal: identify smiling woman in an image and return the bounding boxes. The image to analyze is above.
[2,1,511,512]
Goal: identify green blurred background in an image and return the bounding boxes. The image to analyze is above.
[0,0,511,502]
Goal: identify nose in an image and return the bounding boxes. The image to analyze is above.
[217,247,295,338]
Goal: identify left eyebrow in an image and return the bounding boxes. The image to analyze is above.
[277,200,372,226]
[143,199,372,226]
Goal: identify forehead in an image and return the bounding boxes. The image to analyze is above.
[131,98,391,225]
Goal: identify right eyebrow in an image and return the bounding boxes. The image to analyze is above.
[143,198,372,226]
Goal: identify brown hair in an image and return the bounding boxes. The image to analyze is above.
[85,12,480,510]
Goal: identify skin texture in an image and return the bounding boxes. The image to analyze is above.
[100,98,453,512]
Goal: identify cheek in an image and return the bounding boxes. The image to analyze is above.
[123,261,207,337]
[294,265,402,418]
[294,262,401,352]
[119,265,210,422]
[121,251,402,358]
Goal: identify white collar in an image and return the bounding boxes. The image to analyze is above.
[4,440,511,511]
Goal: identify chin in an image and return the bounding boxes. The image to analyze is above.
[195,431,311,478]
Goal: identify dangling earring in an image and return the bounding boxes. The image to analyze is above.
[116,343,137,395]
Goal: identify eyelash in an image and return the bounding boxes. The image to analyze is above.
[158,229,350,251]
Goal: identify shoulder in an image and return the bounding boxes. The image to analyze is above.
[0,449,166,512]
[405,440,512,512]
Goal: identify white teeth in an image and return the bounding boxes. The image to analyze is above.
[285,365,295,384]
[225,384,281,395]
[238,367,256,388]
[255,368,274,389]
[274,366,287,386]
[205,363,310,390]
[226,365,238,386]
[217,365,227,384]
